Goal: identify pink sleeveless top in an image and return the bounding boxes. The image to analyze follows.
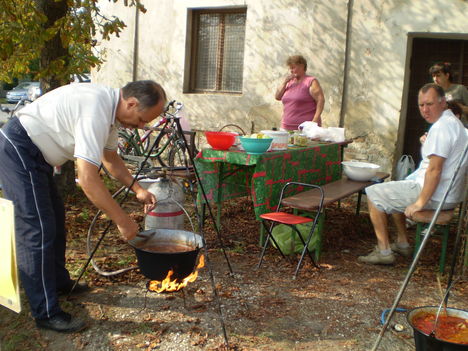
[281,75,320,130]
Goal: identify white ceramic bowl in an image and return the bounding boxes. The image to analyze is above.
[342,161,380,181]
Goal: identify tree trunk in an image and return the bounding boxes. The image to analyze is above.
[36,0,69,91]
[36,0,77,199]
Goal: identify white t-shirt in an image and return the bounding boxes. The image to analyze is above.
[413,109,468,203]
[18,84,119,167]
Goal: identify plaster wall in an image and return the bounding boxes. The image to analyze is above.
[94,0,468,173]
[94,0,348,132]
[93,0,136,84]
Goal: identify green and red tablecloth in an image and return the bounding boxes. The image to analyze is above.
[195,143,344,220]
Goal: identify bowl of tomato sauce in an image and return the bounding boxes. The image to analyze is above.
[407,306,468,350]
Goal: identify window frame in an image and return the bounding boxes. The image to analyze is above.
[188,7,247,94]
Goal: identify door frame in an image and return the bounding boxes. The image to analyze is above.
[395,32,468,174]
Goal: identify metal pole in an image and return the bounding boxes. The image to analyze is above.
[445,177,468,300]
[172,116,230,347]
[338,0,354,128]
[132,6,139,82]
[371,142,468,351]
[172,117,233,274]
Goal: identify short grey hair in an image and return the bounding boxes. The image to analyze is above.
[419,83,445,102]
[121,80,167,110]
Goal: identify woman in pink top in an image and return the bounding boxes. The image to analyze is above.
[275,55,325,130]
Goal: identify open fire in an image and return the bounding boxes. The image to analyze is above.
[147,254,205,293]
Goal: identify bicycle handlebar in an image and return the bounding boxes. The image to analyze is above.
[0,98,31,117]
[164,99,176,112]
[142,99,183,132]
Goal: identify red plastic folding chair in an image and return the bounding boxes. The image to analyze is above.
[256,182,324,279]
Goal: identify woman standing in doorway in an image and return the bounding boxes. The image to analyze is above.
[429,61,468,125]
[275,55,325,131]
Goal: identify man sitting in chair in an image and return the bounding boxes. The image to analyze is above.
[359,83,467,265]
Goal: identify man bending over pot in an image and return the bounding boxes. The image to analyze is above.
[0,80,166,332]
[358,83,467,265]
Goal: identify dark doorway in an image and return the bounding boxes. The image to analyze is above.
[402,38,468,166]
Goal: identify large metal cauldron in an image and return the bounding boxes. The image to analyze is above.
[407,306,468,351]
[128,229,203,281]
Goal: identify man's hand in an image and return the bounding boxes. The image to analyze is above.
[135,188,157,213]
[102,149,156,213]
[404,202,424,218]
[405,155,445,218]
[420,132,428,144]
[116,216,140,241]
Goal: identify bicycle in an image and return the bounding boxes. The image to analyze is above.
[117,100,197,170]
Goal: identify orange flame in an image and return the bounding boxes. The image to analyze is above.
[148,254,205,293]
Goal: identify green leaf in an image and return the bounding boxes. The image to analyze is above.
[0,0,146,83]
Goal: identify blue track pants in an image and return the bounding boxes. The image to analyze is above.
[0,117,71,319]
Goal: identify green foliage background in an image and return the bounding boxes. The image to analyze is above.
[0,0,146,84]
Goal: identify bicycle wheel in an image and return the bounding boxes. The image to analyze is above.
[142,134,152,154]
[168,140,190,168]
[117,129,154,170]
[152,128,175,168]
[118,129,139,156]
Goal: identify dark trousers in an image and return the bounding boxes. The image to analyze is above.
[0,117,70,319]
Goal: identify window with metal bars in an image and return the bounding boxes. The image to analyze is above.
[189,9,246,93]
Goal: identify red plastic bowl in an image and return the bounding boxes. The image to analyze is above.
[205,131,237,150]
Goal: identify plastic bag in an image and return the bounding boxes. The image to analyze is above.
[299,122,345,142]
[299,121,327,140]
[270,221,319,255]
[395,155,415,180]
[324,127,345,142]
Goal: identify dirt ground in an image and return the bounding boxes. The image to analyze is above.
[1,192,467,351]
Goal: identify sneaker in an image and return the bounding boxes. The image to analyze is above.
[358,247,395,265]
[36,311,87,333]
[390,243,412,257]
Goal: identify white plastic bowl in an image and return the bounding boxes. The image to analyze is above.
[342,161,380,181]
[260,130,289,151]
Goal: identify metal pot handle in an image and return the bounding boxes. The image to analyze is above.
[432,277,460,336]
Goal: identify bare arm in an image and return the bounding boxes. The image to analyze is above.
[101,149,156,213]
[309,79,325,124]
[77,158,140,240]
[275,74,295,101]
[405,155,444,217]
